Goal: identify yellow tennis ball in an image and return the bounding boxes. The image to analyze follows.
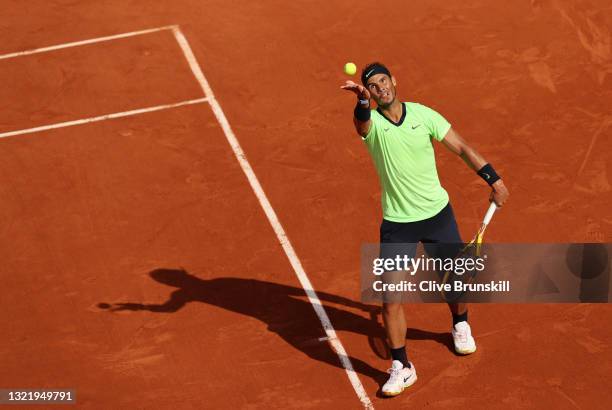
[344,62,357,76]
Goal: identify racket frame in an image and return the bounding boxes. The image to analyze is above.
[440,202,498,301]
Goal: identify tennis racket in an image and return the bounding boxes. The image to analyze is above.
[440,202,498,302]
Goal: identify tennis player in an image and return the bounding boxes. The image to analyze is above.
[341,62,509,397]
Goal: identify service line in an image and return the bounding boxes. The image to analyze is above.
[0,98,208,139]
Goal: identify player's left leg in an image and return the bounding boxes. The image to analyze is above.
[448,302,476,354]
[422,203,477,355]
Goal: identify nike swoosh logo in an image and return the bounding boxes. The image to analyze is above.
[483,173,491,180]
[366,68,375,78]
[411,124,421,129]
[403,375,412,383]
[384,128,390,132]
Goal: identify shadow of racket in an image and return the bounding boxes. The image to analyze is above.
[366,306,390,360]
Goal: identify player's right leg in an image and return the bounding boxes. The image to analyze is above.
[381,300,417,396]
[379,220,420,396]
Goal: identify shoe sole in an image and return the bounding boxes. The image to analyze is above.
[455,345,477,355]
[382,374,418,397]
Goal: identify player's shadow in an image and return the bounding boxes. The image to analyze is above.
[99,268,388,384]
[406,328,455,354]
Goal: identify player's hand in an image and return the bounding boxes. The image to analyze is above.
[340,80,370,101]
[490,180,509,207]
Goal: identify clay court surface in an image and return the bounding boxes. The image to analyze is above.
[1,0,611,408]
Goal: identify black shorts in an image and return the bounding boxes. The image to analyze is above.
[379,202,463,261]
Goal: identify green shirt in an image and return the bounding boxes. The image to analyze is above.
[363,102,451,222]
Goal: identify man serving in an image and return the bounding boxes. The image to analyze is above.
[341,62,509,397]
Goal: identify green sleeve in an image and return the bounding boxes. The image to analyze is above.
[416,103,451,141]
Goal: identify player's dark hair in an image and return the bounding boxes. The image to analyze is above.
[361,62,392,86]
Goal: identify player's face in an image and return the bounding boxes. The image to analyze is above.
[366,74,396,107]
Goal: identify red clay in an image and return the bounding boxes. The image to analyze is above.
[1,0,610,408]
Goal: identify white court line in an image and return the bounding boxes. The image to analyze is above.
[0,25,176,60]
[0,98,208,139]
[171,26,374,409]
[576,118,611,176]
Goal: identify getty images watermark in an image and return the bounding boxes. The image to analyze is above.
[361,243,612,303]
[370,253,510,294]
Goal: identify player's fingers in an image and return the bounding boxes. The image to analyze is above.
[489,192,499,206]
[340,83,359,92]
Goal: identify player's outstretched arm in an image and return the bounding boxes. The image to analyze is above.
[340,80,371,137]
[107,292,187,313]
[441,127,510,206]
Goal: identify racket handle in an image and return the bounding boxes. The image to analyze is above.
[483,202,498,225]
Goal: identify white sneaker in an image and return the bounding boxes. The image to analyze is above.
[452,321,477,354]
[381,360,417,397]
